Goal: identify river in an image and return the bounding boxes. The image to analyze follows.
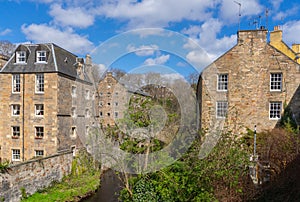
[83,169,123,202]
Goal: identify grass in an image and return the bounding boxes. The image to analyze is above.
[22,150,101,202]
[22,170,100,202]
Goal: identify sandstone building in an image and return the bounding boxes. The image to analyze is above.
[198,28,300,134]
[0,43,95,163]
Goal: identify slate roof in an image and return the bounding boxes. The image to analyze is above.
[1,43,91,83]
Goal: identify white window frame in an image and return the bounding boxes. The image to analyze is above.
[16,51,26,63]
[35,126,44,139]
[12,149,21,161]
[35,104,44,117]
[217,74,228,91]
[36,51,47,63]
[35,150,44,157]
[114,111,119,118]
[12,126,20,138]
[269,102,282,120]
[71,86,77,97]
[71,107,76,117]
[85,90,90,100]
[12,74,21,93]
[71,126,77,138]
[216,101,228,118]
[35,74,44,93]
[85,126,89,135]
[270,73,282,92]
[12,104,20,116]
[85,108,90,118]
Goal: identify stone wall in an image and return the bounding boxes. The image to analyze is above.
[0,150,73,202]
[199,29,300,134]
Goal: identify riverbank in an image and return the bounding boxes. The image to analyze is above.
[22,150,101,202]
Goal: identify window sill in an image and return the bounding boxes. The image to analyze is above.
[35,92,45,94]
[14,62,27,65]
[34,62,48,64]
[12,136,20,139]
[12,92,21,94]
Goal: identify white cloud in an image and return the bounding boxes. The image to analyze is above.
[270,0,284,11]
[49,4,94,28]
[127,44,159,56]
[182,18,237,65]
[0,28,12,36]
[144,54,170,65]
[282,20,300,45]
[21,24,94,55]
[94,0,216,28]
[273,6,299,21]
[219,0,263,24]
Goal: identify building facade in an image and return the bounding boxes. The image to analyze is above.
[0,43,95,163]
[198,29,300,134]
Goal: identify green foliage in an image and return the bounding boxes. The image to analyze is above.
[0,159,9,173]
[22,150,101,202]
[119,131,250,201]
[280,104,299,134]
[20,187,28,200]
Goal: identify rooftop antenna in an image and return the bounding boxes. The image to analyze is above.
[234,1,242,31]
[265,8,269,31]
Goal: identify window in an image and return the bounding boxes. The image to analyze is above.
[85,109,90,118]
[12,74,21,93]
[115,92,119,96]
[270,73,282,91]
[16,51,26,63]
[85,126,89,135]
[99,92,103,96]
[12,104,20,116]
[36,74,44,93]
[114,112,119,118]
[71,107,76,117]
[71,86,77,97]
[269,102,282,119]
[107,112,111,117]
[36,51,46,63]
[115,102,118,106]
[12,126,20,138]
[108,102,111,106]
[216,101,228,118]
[99,101,103,107]
[85,90,90,100]
[35,127,44,139]
[35,104,44,117]
[71,127,76,137]
[217,74,228,91]
[12,149,21,161]
[35,150,44,157]
[99,111,103,118]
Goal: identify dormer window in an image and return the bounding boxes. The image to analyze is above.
[36,51,47,63]
[16,51,26,63]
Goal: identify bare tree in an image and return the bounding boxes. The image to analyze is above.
[0,40,16,56]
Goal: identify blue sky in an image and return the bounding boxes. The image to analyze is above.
[1,0,300,77]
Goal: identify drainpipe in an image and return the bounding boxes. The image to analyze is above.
[22,74,25,162]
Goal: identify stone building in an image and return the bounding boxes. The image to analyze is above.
[97,72,128,127]
[270,26,300,64]
[0,54,9,69]
[0,43,95,163]
[198,29,300,134]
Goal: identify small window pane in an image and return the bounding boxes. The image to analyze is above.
[36,51,46,62]
[35,104,44,116]
[35,127,44,138]
[216,101,228,118]
[12,126,20,138]
[36,74,44,93]
[12,74,21,93]
[12,105,20,116]
[35,150,44,157]
[269,102,282,119]
[270,73,282,91]
[16,51,26,63]
[217,74,228,91]
[12,149,20,161]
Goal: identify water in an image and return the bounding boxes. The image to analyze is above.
[84,169,123,202]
